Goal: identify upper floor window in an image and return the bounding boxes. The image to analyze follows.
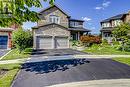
[70,21,83,27]
[49,15,60,24]
[102,22,111,28]
[112,20,122,27]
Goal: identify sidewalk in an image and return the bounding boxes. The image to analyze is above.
[0,58,27,64]
[74,55,130,59]
[47,79,130,87]
[0,55,130,64]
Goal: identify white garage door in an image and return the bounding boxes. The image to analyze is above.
[55,37,69,49]
[37,36,52,49]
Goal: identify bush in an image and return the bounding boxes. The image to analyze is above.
[116,40,130,52]
[124,40,130,52]
[80,35,101,47]
[71,40,83,47]
[102,39,108,45]
[12,28,33,53]
[112,38,120,45]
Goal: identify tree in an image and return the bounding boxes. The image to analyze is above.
[0,0,55,27]
[112,23,130,51]
[12,28,33,53]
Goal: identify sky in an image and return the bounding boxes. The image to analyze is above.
[23,0,130,34]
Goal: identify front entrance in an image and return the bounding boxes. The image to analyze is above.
[0,36,8,49]
[71,31,84,40]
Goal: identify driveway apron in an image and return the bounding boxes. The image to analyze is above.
[12,57,130,87]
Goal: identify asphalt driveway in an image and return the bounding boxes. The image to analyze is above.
[12,58,130,87]
[31,49,88,57]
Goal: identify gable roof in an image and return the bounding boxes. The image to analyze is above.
[32,23,68,30]
[101,13,126,23]
[39,4,70,17]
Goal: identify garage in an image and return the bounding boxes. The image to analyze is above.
[36,36,69,49]
[33,23,70,49]
[0,36,8,49]
[55,37,69,49]
[36,36,52,49]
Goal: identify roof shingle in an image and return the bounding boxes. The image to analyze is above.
[101,14,126,23]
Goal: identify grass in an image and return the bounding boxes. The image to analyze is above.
[83,44,130,55]
[113,58,130,66]
[1,48,33,60]
[0,63,21,87]
[0,48,33,87]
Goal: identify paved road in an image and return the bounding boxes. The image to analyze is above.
[12,58,130,87]
[0,49,8,58]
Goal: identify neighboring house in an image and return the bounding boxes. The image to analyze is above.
[100,11,130,42]
[32,5,91,49]
[0,24,19,49]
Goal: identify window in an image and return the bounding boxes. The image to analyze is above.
[113,20,122,27]
[49,15,60,24]
[70,21,82,27]
[102,22,111,28]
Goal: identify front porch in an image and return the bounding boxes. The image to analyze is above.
[102,31,113,42]
[70,31,88,40]
[68,27,91,41]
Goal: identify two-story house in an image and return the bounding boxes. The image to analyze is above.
[32,5,91,49]
[100,11,130,42]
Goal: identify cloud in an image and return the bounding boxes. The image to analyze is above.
[91,27,96,29]
[102,1,111,7]
[95,7,103,10]
[95,1,111,10]
[82,17,92,21]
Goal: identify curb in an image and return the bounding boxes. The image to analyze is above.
[10,69,22,87]
[73,55,130,59]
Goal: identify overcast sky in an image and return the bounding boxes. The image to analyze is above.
[23,0,130,34]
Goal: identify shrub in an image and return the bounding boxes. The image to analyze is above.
[80,35,101,47]
[116,40,130,52]
[124,40,130,52]
[112,38,120,45]
[71,40,83,47]
[102,39,108,45]
[12,28,33,53]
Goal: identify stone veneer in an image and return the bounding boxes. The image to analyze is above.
[33,24,70,49]
[38,6,69,28]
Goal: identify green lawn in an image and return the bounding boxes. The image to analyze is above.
[0,48,33,87]
[113,58,130,66]
[1,48,33,60]
[83,44,130,55]
[0,63,21,87]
